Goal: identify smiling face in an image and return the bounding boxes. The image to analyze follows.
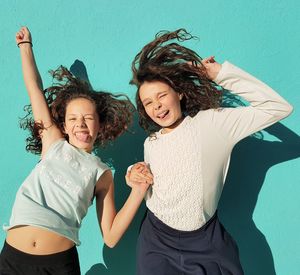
[139,81,183,133]
[64,97,100,152]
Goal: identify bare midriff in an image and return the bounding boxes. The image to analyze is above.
[6,225,75,255]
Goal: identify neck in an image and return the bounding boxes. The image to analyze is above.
[161,116,184,134]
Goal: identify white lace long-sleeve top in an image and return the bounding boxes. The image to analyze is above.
[144,61,293,231]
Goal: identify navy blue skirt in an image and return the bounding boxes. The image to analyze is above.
[136,210,244,275]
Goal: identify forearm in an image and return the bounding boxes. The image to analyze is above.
[20,44,43,93]
[214,61,293,119]
[19,44,51,123]
[104,188,145,248]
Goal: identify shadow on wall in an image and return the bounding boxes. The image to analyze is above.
[86,117,147,275]
[219,122,300,275]
[70,60,300,275]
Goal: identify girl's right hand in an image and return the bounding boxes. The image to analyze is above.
[16,26,32,46]
[125,162,153,191]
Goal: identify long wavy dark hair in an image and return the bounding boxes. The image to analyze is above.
[130,29,223,134]
[20,66,134,155]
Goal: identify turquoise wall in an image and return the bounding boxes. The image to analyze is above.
[0,1,299,274]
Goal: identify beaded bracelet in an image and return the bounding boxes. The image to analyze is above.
[17,41,33,48]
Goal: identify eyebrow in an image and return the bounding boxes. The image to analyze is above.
[66,113,96,116]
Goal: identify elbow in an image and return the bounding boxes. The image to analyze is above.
[274,102,294,120]
[103,237,118,248]
[105,241,116,249]
[282,103,294,118]
[286,103,294,116]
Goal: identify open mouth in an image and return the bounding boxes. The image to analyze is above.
[157,110,169,119]
[75,132,90,142]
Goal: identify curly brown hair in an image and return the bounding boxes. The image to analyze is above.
[130,29,223,134]
[20,66,134,155]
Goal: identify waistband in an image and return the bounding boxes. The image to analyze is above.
[147,209,218,237]
[1,240,78,266]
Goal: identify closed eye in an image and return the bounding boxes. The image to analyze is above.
[144,101,152,107]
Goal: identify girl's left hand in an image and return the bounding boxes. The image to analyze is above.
[16,26,32,45]
[201,56,222,81]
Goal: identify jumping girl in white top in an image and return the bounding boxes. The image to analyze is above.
[127,29,293,275]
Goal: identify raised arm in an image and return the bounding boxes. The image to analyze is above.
[16,27,63,155]
[200,57,293,143]
[95,169,151,248]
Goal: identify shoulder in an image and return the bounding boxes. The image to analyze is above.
[94,156,111,172]
[190,109,217,125]
[190,108,240,133]
[41,138,66,159]
[85,154,111,178]
[144,132,159,144]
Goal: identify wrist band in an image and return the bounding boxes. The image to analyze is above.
[17,41,33,48]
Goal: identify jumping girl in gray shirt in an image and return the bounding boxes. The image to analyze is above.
[0,27,152,275]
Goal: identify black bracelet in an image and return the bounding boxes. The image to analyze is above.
[17,41,33,48]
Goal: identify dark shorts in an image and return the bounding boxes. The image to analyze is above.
[136,210,244,275]
[0,241,81,275]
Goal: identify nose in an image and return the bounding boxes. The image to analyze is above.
[153,100,162,110]
[76,117,87,128]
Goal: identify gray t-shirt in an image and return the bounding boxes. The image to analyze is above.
[4,139,109,245]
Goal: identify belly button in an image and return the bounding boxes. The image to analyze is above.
[33,241,37,247]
